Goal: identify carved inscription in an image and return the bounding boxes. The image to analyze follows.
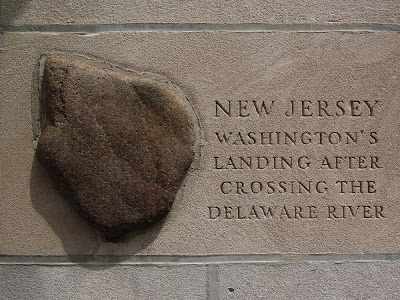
[208,100,386,221]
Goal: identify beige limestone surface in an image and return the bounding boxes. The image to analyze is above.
[1,0,399,25]
[0,31,399,255]
[1,262,398,299]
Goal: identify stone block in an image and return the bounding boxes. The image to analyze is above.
[217,261,400,299]
[37,56,197,238]
[0,264,207,300]
[0,30,399,255]
[0,0,399,25]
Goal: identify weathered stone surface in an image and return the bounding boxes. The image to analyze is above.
[37,56,196,237]
[1,0,399,25]
[218,261,400,299]
[1,31,399,255]
[0,264,208,299]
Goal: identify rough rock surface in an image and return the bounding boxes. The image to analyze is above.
[37,56,196,237]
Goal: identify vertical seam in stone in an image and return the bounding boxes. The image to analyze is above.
[207,264,219,300]
[0,25,2,246]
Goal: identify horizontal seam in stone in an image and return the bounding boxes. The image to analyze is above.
[0,254,399,265]
[0,23,399,33]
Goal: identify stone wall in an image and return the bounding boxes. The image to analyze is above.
[0,1,399,299]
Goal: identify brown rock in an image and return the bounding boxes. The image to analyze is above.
[37,56,196,238]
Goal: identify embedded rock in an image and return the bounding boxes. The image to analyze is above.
[37,56,196,238]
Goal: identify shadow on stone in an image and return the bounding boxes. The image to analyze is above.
[29,55,199,261]
[30,155,163,259]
